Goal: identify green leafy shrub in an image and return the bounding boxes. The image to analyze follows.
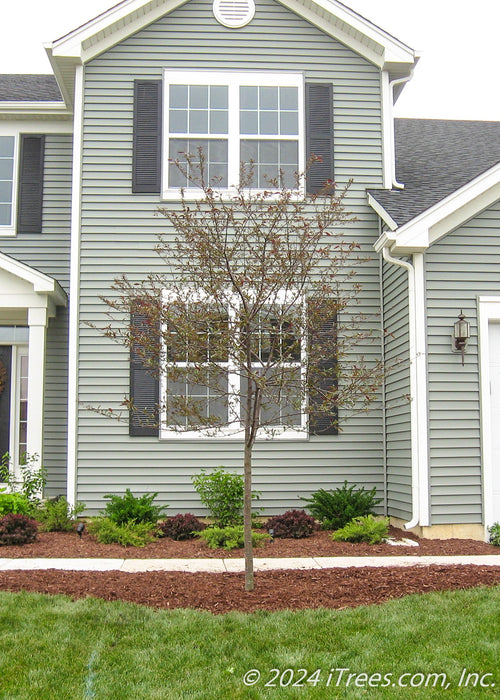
[103,489,167,525]
[302,481,382,530]
[88,517,159,547]
[0,490,31,516]
[196,525,271,550]
[0,452,47,509]
[331,515,389,544]
[192,468,260,527]
[158,513,206,540]
[265,510,317,539]
[488,522,500,546]
[35,497,86,532]
[0,513,38,546]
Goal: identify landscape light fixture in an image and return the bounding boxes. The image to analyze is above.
[453,311,470,366]
[76,522,85,538]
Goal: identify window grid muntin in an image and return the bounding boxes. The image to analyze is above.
[162,291,307,436]
[163,71,304,197]
[0,136,15,227]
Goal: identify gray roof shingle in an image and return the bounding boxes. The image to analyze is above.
[369,118,500,227]
[0,74,62,102]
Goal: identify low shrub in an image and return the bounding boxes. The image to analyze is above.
[0,513,38,546]
[265,510,317,539]
[192,469,243,527]
[196,525,271,551]
[488,522,500,547]
[331,515,389,544]
[88,517,159,547]
[158,513,206,540]
[35,497,86,532]
[0,490,31,517]
[103,489,167,525]
[0,452,47,509]
[302,481,382,530]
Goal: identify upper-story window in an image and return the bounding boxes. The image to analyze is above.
[162,71,305,198]
[0,133,44,236]
[0,136,16,230]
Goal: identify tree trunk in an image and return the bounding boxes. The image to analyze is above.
[243,438,254,591]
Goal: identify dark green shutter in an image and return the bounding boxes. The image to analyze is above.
[130,311,159,437]
[132,80,162,193]
[308,304,338,435]
[305,83,334,194]
[17,135,45,233]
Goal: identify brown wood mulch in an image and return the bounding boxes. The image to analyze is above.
[0,527,498,614]
[0,567,498,615]
[0,526,497,559]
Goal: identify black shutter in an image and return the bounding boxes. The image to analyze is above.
[305,83,334,194]
[132,80,162,193]
[0,346,12,460]
[130,311,160,437]
[308,303,338,435]
[17,135,45,233]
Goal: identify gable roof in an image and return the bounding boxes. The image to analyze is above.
[369,119,500,229]
[46,0,417,108]
[0,75,62,102]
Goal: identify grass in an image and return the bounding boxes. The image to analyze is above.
[0,587,498,698]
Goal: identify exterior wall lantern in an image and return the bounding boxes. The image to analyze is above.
[453,311,470,366]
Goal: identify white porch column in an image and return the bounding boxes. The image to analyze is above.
[27,306,48,461]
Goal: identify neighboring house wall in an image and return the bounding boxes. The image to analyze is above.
[382,258,412,520]
[0,133,72,494]
[77,0,386,514]
[425,199,500,524]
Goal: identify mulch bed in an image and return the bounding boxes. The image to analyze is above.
[0,566,498,615]
[0,525,497,559]
[0,526,498,613]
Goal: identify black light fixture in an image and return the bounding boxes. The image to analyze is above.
[453,311,470,366]
[76,522,85,538]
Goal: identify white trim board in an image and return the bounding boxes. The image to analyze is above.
[478,296,500,533]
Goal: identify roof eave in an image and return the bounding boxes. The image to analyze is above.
[0,100,71,119]
[47,0,417,101]
[373,163,500,255]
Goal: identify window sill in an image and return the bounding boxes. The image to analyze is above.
[161,186,305,202]
[0,228,17,237]
[160,427,308,441]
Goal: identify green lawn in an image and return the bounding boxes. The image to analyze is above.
[0,587,498,698]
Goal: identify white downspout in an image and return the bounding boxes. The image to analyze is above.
[66,64,84,509]
[388,73,414,190]
[382,247,420,530]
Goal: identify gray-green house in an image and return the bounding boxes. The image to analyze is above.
[0,0,498,540]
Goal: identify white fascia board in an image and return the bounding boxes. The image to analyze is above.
[50,0,188,63]
[0,103,71,120]
[368,193,399,232]
[48,0,416,72]
[383,163,500,254]
[278,0,415,70]
[0,252,67,304]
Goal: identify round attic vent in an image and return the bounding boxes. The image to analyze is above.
[213,0,255,28]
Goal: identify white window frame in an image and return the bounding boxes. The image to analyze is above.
[160,288,308,440]
[0,133,19,237]
[161,70,305,200]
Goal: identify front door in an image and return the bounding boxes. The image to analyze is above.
[489,322,500,524]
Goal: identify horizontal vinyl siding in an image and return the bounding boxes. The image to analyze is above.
[0,134,72,494]
[425,200,500,524]
[77,0,385,514]
[382,258,412,520]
